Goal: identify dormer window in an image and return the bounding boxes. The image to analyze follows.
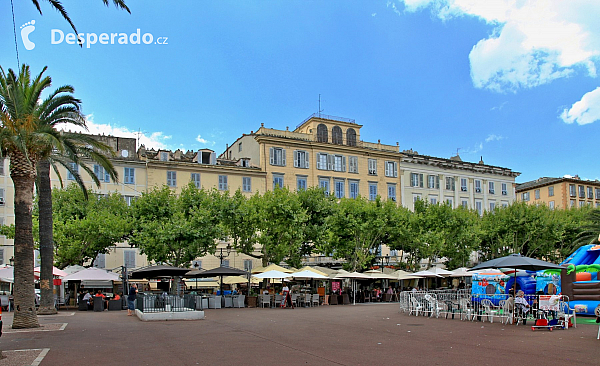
[332,126,343,145]
[317,124,328,143]
[160,152,168,161]
[346,128,357,146]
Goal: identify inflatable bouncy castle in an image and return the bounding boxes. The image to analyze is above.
[559,244,600,316]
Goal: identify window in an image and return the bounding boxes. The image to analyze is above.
[549,201,555,210]
[93,253,106,268]
[269,147,286,166]
[596,188,600,199]
[160,152,168,161]
[191,173,200,188]
[0,188,4,205]
[502,183,508,196]
[346,128,357,146]
[293,150,309,169]
[93,164,110,182]
[319,178,330,195]
[332,126,343,144]
[124,195,134,206]
[334,180,345,199]
[580,200,586,207]
[387,184,396,202]
[0,158,4,176]
[238,142,242,152]
[348,156,358,173]
[244,259,253,273]
[317,124,328,143]
[475,200,483,216]
[273,174,284,189]
[570,199,575,207]
[218,175,228,190]
[297,176,307,191]
[578,185,585,198]
[461,178,467,192]
[222,259,230,267]
[445,177,455,191]
[384,161,398,178]
[0,248,3,264]
[522,192,530,201]
[411,173,423,187]
[369,183,378,201]
[588,187,594,199]
[475,180,481,193]
[489,201,496,211]
[461,199,468,208]
[413,194,422,203]
[332,155,346,172]
[430,196,437,205]
[501,202,509,208]
[167,171,177,187]
[428,175,439,189]
[489,181,495,194]
[349,180,359,199]
[534,189,540,200]
[569,184,576,197]
[317,153,328,170]
[446,197,453,207]
[548,186,554,197]
[368,159,377,175]
[124,167,135,184]
[242,177,251,192]
[124,250,136,269]
[67,162,78,180]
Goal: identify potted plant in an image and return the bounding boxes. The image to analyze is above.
[246,289,258,308]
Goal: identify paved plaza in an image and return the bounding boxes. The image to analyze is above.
[0,303,598,366]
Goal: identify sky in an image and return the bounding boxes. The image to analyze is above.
[1,0,599,183]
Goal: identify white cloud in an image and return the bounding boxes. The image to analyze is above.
[485,134,503,142]
[561,87,600,125]
[61,114,172,150]
[372,13,377,17]
[392,0,600,92]
[195,134,215,146]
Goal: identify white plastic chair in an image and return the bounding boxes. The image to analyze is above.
[557,301,576,329]
[260,294,270,308]
[424,294,443,318]
[304,294,311,307]
[409,297,423,316]
[481,299,500,323]
[312,294,319,307]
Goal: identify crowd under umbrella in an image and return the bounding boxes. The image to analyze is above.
[130,264,192,294]
[333,271,371,305]
[412,270,443,289]
[253,270,293,295]
[469,253,564,324]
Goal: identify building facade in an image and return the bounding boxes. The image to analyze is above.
[516,176,600,210]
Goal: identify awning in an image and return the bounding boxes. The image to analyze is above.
[82,280,113,288]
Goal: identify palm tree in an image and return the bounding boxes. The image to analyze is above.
[29,0,130,34]
[0,64,90,328]
[37,135,118,315]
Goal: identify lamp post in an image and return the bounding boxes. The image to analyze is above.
[9,257,14,266]
[217,244,232,266]
[380,255,389,273]
[193,262,199,290]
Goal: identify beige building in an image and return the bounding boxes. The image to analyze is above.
[516,176,600,210]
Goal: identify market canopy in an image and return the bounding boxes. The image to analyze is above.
[389,270,423,280]
[129,265,191,279]
[187,265,250,278]
[291,270,329,280]
[333,271,371,280]
[253,270,292,279]
[412,270,443,278]
[363,270,397,280]
[469,254,563,272]
[449,267,475,277]
[223,276,261,284]
[252,264,295,274]
[427,267,454,277]
[296,266,329,277]
[34,266,68,277]
[62,267,120,281]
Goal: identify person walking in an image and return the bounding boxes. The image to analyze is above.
[127,284,138,316]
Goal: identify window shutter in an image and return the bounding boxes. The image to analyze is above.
[282,149,286,166]
[419,174,424,188]
[293,150,299,168]
[317,154,322,170]
[305,152,309,169]
[436,176,439,189]
[342,156,346,172]
[269,147,274,165]
[394,163,398,177]
[104,168,110,183]
[328,155,333,170]
[94,165,100,179]
[385,162,389,177]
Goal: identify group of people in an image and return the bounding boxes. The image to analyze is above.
[76,284,137,315]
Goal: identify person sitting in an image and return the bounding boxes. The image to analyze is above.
[514,290,530,324]
[113,292,122,301]
[82,290,93,305]
[458,281,466,290]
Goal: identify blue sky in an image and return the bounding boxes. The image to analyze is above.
[1,0,599,183]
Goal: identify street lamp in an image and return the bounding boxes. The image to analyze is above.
[217,244,232,266]
[380,255,389,273]
[9,257,14,266]
[193,262,199,290]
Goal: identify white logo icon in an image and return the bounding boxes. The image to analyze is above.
[20,20,36,50]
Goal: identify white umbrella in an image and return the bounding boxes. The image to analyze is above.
[363,270,397,280]
[412,270,442,290]
[333,272,371,305]
[62,267,120,281]
[0,266,14,283]
[428,268,453,277]
[449,267,475,277]
[252,270,292,279]
[34,266,68,277]
[390,270,423,280]
[291,270,329,280]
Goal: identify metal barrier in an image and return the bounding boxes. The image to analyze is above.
[136,293,199,313]
[399,291,574,327]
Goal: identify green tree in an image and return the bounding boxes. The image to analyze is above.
[218,190,260,258]
[130,185,222,267]
[253,187,308,268]
[324,197,389,272]
[0,65,87,328]
[52,186,131,268]
[297,187,336,257]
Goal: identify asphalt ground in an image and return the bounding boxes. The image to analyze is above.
[0,303,598,366]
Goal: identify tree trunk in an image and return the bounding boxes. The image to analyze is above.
[37,160,56,315]
[10,152,40,329]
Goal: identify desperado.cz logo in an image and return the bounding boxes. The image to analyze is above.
[20,20,168,50]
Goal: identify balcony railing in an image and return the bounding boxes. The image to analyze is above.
[297,113,356,129]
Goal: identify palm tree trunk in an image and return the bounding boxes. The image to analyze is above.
[37,160,56,315]
[10,153,40,329]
